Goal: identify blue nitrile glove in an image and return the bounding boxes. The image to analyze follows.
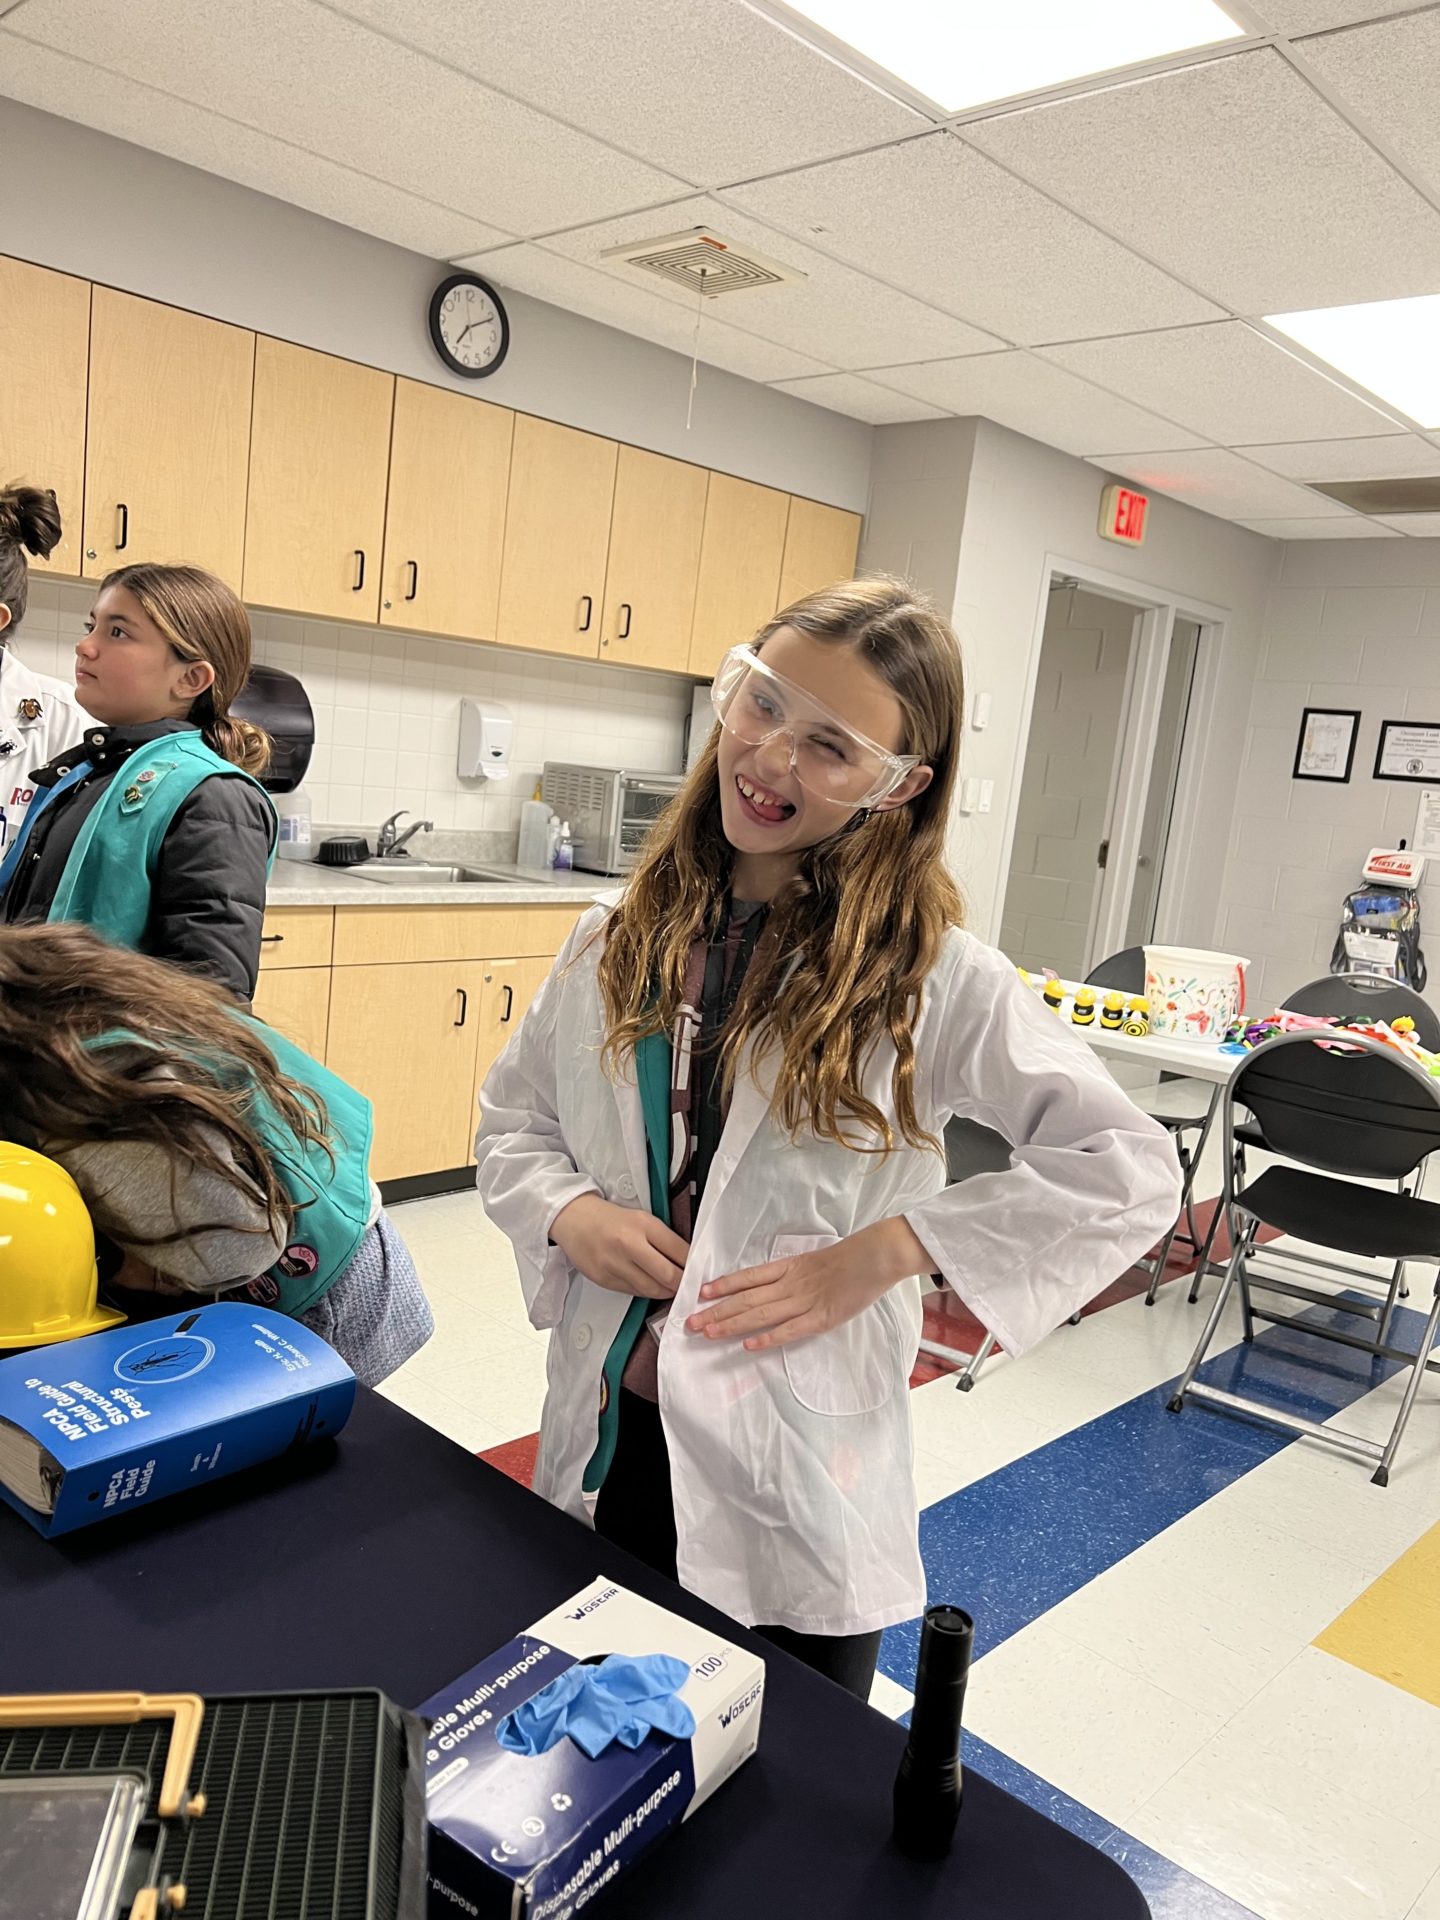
[495,1654,696,1760]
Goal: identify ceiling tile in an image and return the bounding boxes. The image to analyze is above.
[0,29,510,255]
[1042,322,1395,445]
[1238,516,1399,538]
[1240,434,1440,480]
[1299,11,1440,199]
[723,132,1223,345]
[7,0,688,233]
[1377,513,1440,537]
[1087,447,1356,521]
[964,47,1440,313]
[324,0,930,187]
[1250,2,1428,28]
[770,374,946,424]
[465,243,834,383]
[865,352,1209,456]
[538,196,1002,369]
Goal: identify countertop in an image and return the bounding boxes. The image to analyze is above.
[265,860,609,910]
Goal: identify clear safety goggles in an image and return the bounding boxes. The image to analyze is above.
[710,645,920,807]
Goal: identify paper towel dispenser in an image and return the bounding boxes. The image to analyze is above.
[232,665,315,794]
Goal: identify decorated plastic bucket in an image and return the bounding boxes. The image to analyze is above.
[1143,946,1248,1041]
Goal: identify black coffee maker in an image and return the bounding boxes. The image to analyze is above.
[232,666,314,794]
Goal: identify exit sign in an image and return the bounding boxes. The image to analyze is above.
[1099,483,1149,546]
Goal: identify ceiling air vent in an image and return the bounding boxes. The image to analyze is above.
[600,227,806,298]
[1307,476,1440,514]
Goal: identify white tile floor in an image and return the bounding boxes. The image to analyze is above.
[379,1157,1440,1920]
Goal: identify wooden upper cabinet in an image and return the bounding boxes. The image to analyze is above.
[0,259,90,579]
[601,447,707,675]
[84,287,254,588]
[777,496,863,610]
[244,337,394,621]
[688,474,790,679]
[381,379,513,643]
[497,414,617,660]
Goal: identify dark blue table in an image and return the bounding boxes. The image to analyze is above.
[0,1387,1147,1919]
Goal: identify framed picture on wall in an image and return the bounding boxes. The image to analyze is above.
[1374,719,1440,783]
[1293,706,1360,783]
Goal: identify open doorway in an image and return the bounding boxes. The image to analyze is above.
[998,574,1208,980]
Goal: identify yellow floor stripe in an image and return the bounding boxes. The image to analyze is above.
[1314,1520,1440,1708]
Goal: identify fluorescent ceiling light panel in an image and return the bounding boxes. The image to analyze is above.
[773,1,1245,113]
[1266,296,1440,430]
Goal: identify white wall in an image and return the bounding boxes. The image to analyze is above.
[937,418,1279,947]
[1002,587,1138,977]
[1217,539,1440,1013]
[0,97,871,510]
[15,582,692,839]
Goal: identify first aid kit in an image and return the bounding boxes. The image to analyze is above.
[420,1577,765,1919]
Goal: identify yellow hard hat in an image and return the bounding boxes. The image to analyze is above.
[0,1144,126,1349]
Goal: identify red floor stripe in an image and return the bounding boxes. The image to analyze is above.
[481,1197,1264,1482]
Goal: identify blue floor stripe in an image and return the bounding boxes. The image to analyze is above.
[883,1298,1430,1686]
[961,1733,1262,1920]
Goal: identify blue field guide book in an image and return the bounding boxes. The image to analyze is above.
[0,1303,356,1537]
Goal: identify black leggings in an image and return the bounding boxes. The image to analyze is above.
[593,1390,883,1701]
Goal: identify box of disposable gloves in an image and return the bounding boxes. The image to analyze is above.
[420,1576,766,1919]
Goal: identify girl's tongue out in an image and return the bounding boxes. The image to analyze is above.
[736,775,795,825]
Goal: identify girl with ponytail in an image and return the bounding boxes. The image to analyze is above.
[476,576,1180,1699]
[0,561,278,1000]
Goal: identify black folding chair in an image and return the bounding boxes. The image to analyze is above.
[1167,1030,1440,1485]
[1220,975,1440,1309]
[1086,946,1222,1303]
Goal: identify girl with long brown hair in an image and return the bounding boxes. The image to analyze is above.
[477,577,1179,1698]
[0,921,432,1386]
[0,563,277,1000]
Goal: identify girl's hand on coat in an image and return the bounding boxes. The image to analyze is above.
[686,1217,935,1349]
[551,1193,688,1300]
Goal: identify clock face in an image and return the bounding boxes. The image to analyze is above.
[429,274,509,379]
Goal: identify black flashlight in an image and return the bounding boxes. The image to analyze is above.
[892,1604,974,1860]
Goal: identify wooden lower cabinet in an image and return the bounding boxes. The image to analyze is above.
[326,959,489,1181]
[252,966,332,1063]
[470,954,556,1160]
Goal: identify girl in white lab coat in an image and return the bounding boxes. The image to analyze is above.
[0,485,85,859]
[476,577,1180,1698]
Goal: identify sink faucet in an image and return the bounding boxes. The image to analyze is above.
[376,809,433,859]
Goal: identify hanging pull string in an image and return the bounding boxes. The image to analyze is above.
[686,266,708,431]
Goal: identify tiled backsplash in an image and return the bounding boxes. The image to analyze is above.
[17,582,693,844]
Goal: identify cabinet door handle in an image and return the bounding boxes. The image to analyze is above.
[115,503,129,552]
[260,934,284,946]
[405,559,419,602]
[353,549,366,592]
[501,984,514,1024]
[617,602,632,641]
[577,594,592,633]
[454,986,468,1027]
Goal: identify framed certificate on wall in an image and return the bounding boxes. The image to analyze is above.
[1293,706,1360,783]
[1374,719,1440,783]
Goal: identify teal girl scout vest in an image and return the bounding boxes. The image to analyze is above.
[93,1018,376,1317]
[0,732,277,946]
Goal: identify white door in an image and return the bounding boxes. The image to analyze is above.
[1000,582,1141,978]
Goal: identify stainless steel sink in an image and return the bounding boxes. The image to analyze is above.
[346,860,583,887]
[347,861,494,886]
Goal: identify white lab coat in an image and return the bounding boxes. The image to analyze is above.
[476,903,1181,1637]
[0,649,86,858]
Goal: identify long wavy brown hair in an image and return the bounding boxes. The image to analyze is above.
[0,923,331,1250]
[597,577,965,1152]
